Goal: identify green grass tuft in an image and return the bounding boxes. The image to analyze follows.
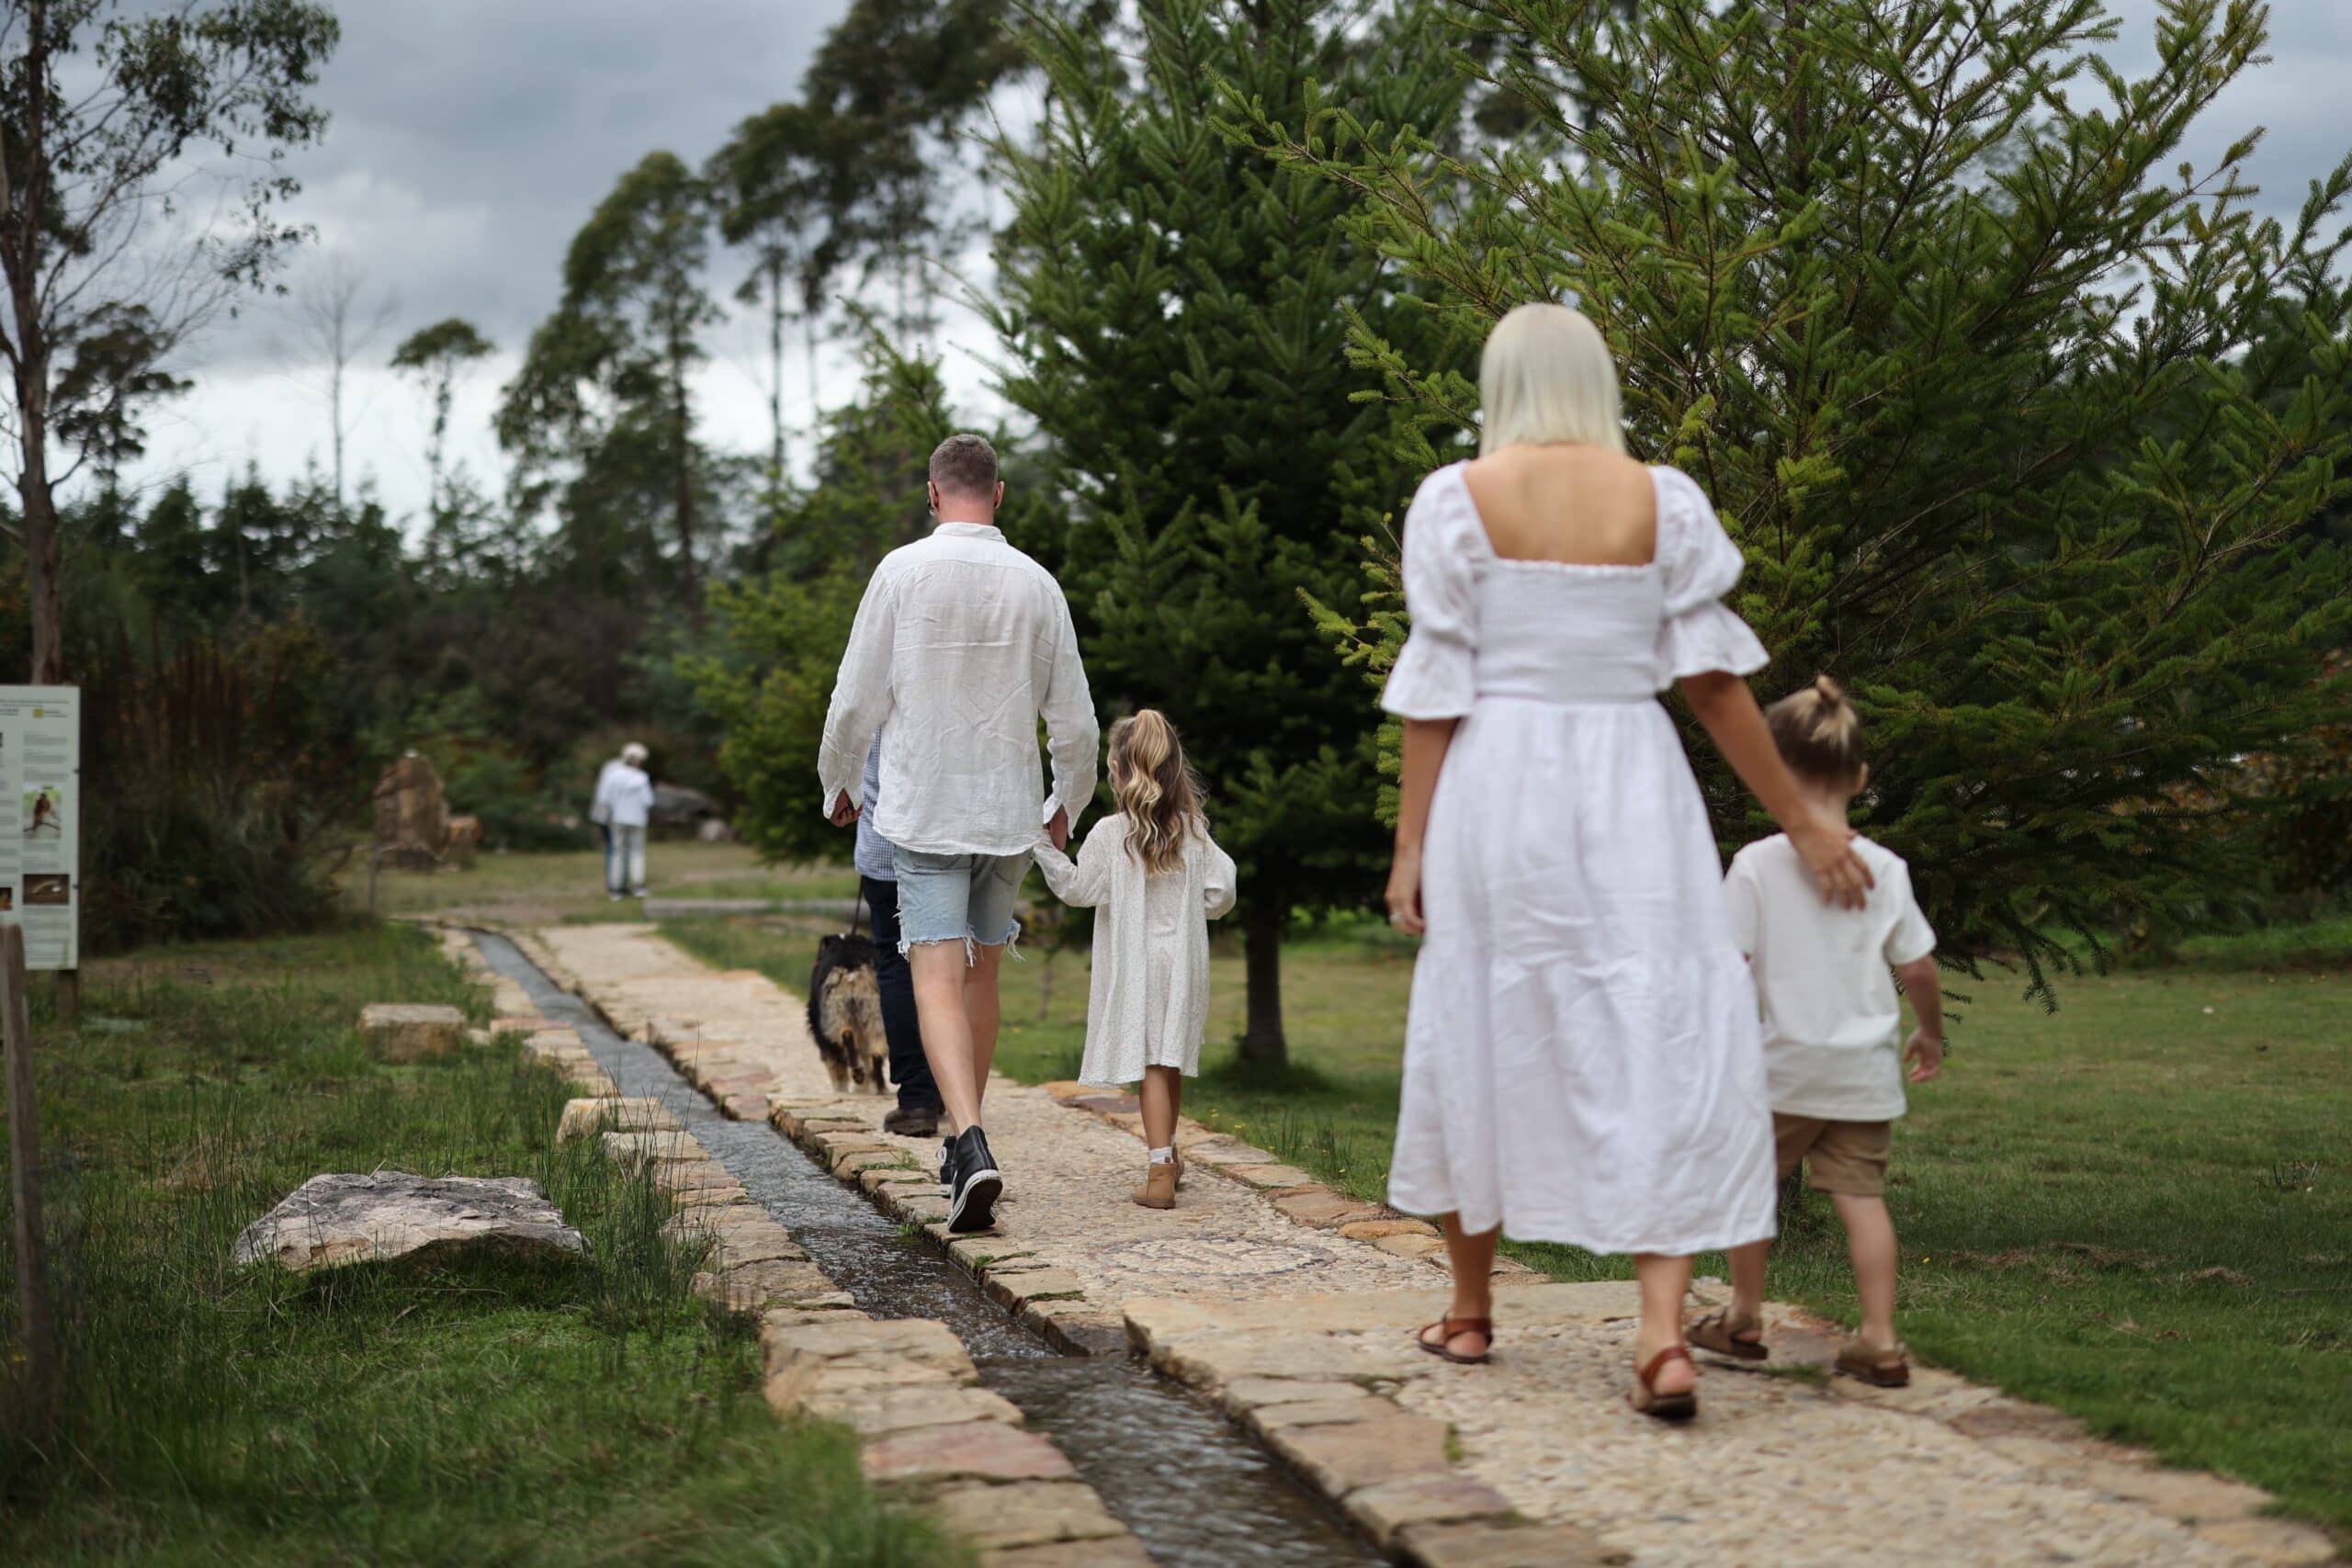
[1,922,961,1565]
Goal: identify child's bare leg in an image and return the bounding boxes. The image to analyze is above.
[1832,1193,1899,1349]
[1633,1253,1698,1395]
[1139,1066,1181,1151]
[1725,1237,1771,1336]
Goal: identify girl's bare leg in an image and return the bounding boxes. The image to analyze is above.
[1139,1066,1181,1150]
[1633,1253,1697,1396]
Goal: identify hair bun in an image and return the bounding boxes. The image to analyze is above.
[1812,674,1846,707]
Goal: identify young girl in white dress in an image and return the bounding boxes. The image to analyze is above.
[1381,303,1872,1419]
[1035,711,1238,1210]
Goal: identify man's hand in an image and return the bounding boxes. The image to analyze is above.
[829,793,861,828]
[1046,806,1070,852]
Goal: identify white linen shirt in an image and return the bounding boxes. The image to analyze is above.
[819,522,1098,857]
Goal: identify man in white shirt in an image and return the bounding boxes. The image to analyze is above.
[819,434,1097,1232]
[592,742,654,899]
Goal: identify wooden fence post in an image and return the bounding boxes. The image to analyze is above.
[3,924,56,1428]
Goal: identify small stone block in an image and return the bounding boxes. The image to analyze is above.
[860,1420,1076,1485]
[1373,1233,1448,1258]
[1272,1189,1387,1228]
[1036,1080,1090,1100]
[808,1383,1025,1438]
[1340,1218,1439,1240]
[358,1003,467,1064]
[978,1537,1152,1568]
[1344,1474,1518,1551]
[1397,1519,1629,1568]
[989,1265,1086,1308]
[926,1480,1126,1551]
[1267,1412,1455,1496]
[1226,1163,1318,1190]
[557,1096,678,1145]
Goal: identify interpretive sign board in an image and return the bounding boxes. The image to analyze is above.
[0,687,80,970]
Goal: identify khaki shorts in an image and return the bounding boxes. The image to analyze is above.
[1773,1114,1891,1197]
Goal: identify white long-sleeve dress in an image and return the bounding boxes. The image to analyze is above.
[1034,815,1238,1085]
[1381,462,1778,1256]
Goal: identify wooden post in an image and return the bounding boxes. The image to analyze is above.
[3,925,56,1427]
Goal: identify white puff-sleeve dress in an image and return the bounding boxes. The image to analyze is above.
[1383,462,1779,1255]
[1035,815,1238,1086]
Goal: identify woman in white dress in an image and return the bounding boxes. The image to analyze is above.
[1382,304,1871,1419]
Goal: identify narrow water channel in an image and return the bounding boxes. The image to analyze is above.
[471,931,1379,1568]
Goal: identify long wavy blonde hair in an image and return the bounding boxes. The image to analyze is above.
[1109,710,1204,876]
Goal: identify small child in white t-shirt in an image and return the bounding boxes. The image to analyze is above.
[1693,677,1943,1387]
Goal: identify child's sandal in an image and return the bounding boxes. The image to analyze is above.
[1687,1308,1769,1362]
[1415,1316,1492,1365]
[1834,1340,1910,1388]
[1629,1344,1698,1421]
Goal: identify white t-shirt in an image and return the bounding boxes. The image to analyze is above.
[1723,834,1936,1121]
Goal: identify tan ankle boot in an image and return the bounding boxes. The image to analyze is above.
[1134,1162,1178,1210]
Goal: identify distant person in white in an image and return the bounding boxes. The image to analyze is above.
[819,433,1098,1234]
[1703,678,1942,1388]
[592,742,654,900]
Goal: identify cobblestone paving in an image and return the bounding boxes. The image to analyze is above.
[529,922,2337,1568]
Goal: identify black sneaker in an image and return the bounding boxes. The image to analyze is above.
[946,1126,1002,1234]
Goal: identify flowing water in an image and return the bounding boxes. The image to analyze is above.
[472,931,1378,1567]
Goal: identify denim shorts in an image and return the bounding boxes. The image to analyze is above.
[890,846,1030,957]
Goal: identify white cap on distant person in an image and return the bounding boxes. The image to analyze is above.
[621,742,648,765]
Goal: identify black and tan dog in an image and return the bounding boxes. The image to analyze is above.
[807,932,889,1094]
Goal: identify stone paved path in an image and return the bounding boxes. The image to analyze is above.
[526,922,2337,1568]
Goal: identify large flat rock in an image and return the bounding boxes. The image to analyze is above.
[234,1172,586,1272]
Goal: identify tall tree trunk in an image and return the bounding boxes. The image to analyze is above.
[670,350,700,623]
[13,370,62,686]
[1239,907,1287,1066]
[805,310,821,429]
[6,0,63,685]
[767,253,786,498]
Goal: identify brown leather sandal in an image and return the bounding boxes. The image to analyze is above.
[1415,1316,1492,1365]
[1629,1344,1698,1421]
[1835,1340,1910,1387]
[1687,1308,1769,1362]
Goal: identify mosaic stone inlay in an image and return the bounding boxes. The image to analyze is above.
[1096,1235,1329,1279]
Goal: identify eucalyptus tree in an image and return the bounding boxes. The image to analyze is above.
[391,315,496,576]
[0,0,338,682]
[498,152,720,617]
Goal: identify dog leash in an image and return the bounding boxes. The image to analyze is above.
[843,886,865,939]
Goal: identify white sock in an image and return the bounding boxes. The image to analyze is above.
[1148,1146,1175,1165]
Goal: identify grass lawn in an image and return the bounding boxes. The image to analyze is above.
[351,840,855,927]
[665,902,2352,1538]
[0,922,957,1566]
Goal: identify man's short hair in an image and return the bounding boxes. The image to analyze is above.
[929,433,1000,500]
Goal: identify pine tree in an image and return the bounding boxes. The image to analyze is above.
[989,0,1466,1062]
[1272,0,2352,994]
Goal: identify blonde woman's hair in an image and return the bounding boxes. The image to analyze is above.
[1765,677,1867,786]
[1108,710,1204,876]
[1478,302,1627,456]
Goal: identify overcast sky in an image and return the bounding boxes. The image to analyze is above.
[107,0,2352,531]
